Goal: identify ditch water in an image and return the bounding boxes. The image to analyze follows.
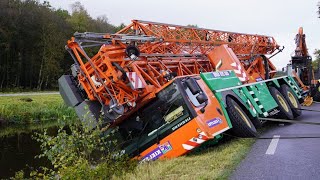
[0,123,58,179]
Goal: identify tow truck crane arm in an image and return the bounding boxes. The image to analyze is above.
[289,27,320,105]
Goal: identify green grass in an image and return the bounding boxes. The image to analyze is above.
[0,94,77,124]
[116,138,254,180]
[0,95,256,180]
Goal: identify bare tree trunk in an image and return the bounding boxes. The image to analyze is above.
[6,57,9,87]
[45,75,49,89]
[37,59,44,90]
[15,51,22,88]
[0,74,4,89]
[14,75,19,88]
[38,76,44,90]
[38,27,46,90]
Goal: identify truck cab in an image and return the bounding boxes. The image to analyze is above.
[113,76,230,160]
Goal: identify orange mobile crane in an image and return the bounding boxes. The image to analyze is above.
[64,20,280,120]
[59,20,301,160]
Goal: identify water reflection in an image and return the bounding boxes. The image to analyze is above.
[0,123,59,179]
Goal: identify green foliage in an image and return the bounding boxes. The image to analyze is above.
[117,138,255,180]
[29,120,136,179]
[67,1,91,32]
[0,94,77,124]
[11,170,25,180]
[115,23,126,32]
[0,0,117,90]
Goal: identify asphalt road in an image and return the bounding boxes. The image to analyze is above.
[0,92,59,97]
[231,103,320,180]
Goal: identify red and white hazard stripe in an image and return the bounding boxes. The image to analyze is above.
[230,62,248,82]
[247,100,257,114]
[182,132,209,151]
[126,72,145,89]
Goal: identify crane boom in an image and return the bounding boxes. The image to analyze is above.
[117,20,279,58]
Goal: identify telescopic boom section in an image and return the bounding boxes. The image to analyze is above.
[117,20,279,57]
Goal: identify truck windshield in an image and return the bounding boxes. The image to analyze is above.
[117,81,192,153]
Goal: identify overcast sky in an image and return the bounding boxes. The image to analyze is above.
[45,0,320,69]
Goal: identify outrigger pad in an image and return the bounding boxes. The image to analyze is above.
[58,75,84,107]
[75,100,102,130]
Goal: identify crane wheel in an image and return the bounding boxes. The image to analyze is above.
[280,84,301,117]
[226,97,257,138]
[269,87,294,120]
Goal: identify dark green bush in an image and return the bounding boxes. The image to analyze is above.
[29,120,136,179]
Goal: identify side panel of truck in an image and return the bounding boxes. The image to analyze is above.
[201,72,301,119]
[200,71,278,117]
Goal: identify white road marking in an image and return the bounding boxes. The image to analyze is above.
[265,135,280,155]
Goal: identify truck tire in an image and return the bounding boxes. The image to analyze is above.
[226,97,257,137]
[280,84,301,117]
[269,87,294,120]
[251,117,263,129]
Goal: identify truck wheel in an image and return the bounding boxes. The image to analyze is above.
[269,87,294,120]
[226,97,257,137]
[251,117,263,129]
[280,84,301,117]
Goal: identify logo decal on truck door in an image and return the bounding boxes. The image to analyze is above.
[206,117,222,128]
[159,141,172,154]
[141,141,173,162]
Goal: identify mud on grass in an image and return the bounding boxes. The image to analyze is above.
[116,138,255,180]
[0,94,77,124]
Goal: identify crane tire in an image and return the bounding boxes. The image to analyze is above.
[269,87,294,120]
[226,97,257,138]
[280,84,301,118]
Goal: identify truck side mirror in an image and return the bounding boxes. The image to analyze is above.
[196,93,208,113]
[196,93,208,104]
[185,78,201,95]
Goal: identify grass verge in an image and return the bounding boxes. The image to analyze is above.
[1,94,256,180]
[116,137,254,180]
[0,94,77,124]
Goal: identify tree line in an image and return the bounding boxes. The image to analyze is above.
[0,0,122,91]
[0,1,319,91]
